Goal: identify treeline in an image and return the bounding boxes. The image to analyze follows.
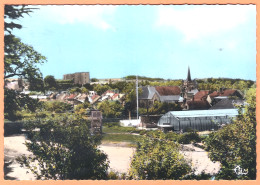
[196,78,255,92]
[124,75,165,81]
[37,75,256,96]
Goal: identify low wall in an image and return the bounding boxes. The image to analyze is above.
[120,119,141,127]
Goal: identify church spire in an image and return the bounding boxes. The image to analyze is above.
[187,66,192,82]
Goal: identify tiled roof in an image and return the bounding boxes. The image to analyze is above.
[220,89,237,96]
[74,93,82,99]
[67,94,77,100]
[111,93,119,99]
[209,91,220,98]
[187,100,211,110]
[194,90,209,100]
[139,86,181,102]
[210,89,242,98]
[63,94,70,100]
[155,86,181,96]
[76,94,88,101]
[91,95,100,101]
[103,90,114,95]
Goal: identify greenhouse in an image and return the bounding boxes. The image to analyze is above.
[157,109,238,132]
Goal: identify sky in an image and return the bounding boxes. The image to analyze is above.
[11,5,256,81]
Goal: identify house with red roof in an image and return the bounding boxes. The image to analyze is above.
[207,89,244,105]
[186,100,211,110]
[90,95,101,104]
[194,90,210,101]
[139,86,182,108]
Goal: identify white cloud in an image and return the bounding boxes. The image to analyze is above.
[34,5,117,30]
[155,5,255,41]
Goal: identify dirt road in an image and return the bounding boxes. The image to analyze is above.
[180,144,221,175]
[4,135,135,180]
[4,135,219,180]
[4,135,36,180]
[99,144,136,174]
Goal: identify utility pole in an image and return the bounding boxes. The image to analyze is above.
[136,75,139,120]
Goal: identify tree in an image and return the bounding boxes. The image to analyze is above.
[29,77,45,92]
[4,5,46,83]
[4,35,47,81]
[56,79,74,90]
[4,5,34,34]
[44,75,57,90]
[97,101,123,118]
[43,101,72,113]
[129,136,191,179]
[147,101,181,115]
[4,89,42,120]
[80,87,89,94]
[17,114,109,180]
[75,102,90,116]
[4,5,47,120]
[4,89,22,120]
[109,81,127,92]
[93,84,110,95]
[91,78,99,82]
[204,88,256,179]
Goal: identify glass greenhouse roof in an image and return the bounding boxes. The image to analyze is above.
[168,109,238,118]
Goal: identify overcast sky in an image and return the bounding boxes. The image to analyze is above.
[12,5,256,80]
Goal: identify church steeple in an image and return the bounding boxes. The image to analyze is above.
[187,66,192,82]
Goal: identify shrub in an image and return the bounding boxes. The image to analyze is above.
[139,130,148,135]
[43,101,72,112]
[178,132,201,144]
[129,137,191,180]
[165,131,179,142]
[54,108,63,113]
[36,112,47,118]
[107,171,120,180]
[182,171,213,180]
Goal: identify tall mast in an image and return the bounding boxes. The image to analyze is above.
[136,75,139,119]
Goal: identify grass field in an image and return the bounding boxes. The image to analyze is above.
[102,126,141,147]
[102,126,140,134]
[102,133,140,143]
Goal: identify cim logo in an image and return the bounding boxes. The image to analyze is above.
[233,165,248,176]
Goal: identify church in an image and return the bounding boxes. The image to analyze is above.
[181,67,199,102]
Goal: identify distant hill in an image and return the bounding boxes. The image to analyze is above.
[124,75,165,81]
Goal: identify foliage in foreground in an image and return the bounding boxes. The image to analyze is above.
[129,137,191,180]
[142,129,201,144]
[4,89,42,121]
[204,88,256,180]
[17,114,109,180]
